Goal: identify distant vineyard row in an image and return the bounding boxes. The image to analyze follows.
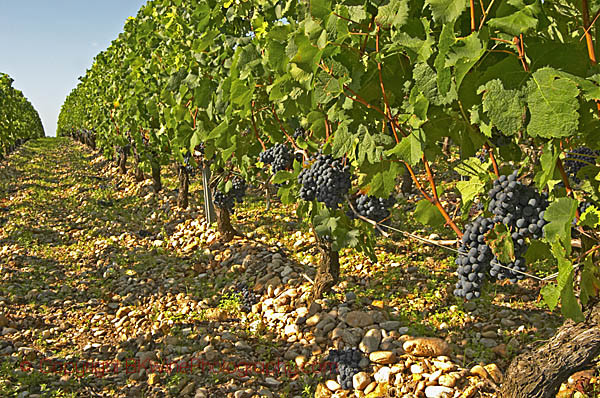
[0,73,45,158]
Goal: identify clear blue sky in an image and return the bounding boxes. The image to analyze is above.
[0,1,147,137]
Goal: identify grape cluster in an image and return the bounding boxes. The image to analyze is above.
[298,154,352,209]
[477,148,488,163]
[455,217,494,300]
[230,177,247,202]
[564,147,598,183]
[213,191,235,212]
[213,177,247,213]
[488,171,548,240]
[455,171,550,299]
[347,195,395,223]
[259,144,293,173]
[293,127,306,139]
[182,152,196,176]
[325,348,363,390]
[141,131,150,146]
[573,201,597,228]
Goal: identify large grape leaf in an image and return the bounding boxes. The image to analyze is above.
[388,18,435,62]
[362,160,402,197]
[487,0,540,35]
[448,31,487,90]
[526,68,580,139]
[414,199,446,227]
[385,128,425,166]
[533,141,559,191]
[540,240,584,321]
[434,22,454,96]
[413,62,457,106]
[331,121,354,158]
[426,0,467,24]
[580,255,600,306]
[477,79,524,136]
[543,197,577,254]
[375,0,409,28]
[310,0,331,20]
[525,240,552,264]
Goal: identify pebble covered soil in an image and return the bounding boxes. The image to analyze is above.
[0,138,598,397]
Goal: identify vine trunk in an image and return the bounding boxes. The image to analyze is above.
[310,238,340,302]
[500,300,600,397]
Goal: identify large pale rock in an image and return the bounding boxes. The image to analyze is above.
[403,337,450,357]
[359,328,381,353]
[306,313,323,327]
[345,311,373,328]
[325,380,341,391]
[425,386,453,398]
[284,324,299,336]
[353,372,371,390]
[438,374,458,388]
[374,366,392,383]
[369,351,396,364]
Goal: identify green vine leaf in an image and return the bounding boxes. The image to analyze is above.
[526,68,580,139]
[414,199,445,227]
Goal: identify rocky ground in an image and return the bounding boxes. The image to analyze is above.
[0,138,598,398]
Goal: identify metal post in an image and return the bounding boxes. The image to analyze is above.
[202,163,216,224]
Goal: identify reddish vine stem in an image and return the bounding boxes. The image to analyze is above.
[375,26,400,145]
[581,0,600,116]
[318,62,391,122]
[360,16,376,55]
[422,154,464,237]
[400,160,432,201]
[490,37,513,45]
[478,0,486,17]
[109,109,121,136]
[250,101,267,151]
[270,105,304,155]
[470,0,476,31]
[582,0,598,64]
[514,35,530,72]
[580,8,600,43]
[375,26,462,237]
[484,143,500,177]
[332,12,370,29]
[478,0,495,29]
